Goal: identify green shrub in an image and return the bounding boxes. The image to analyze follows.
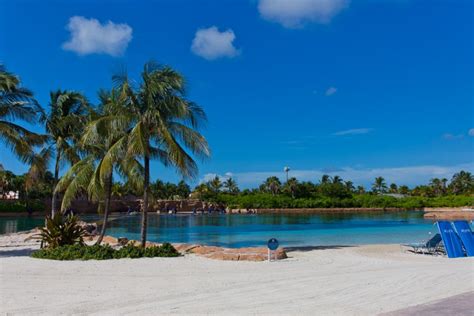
[35,213,86,248]
[31,243,180,260]
[0,200,45,212]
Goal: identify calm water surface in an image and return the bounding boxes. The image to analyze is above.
[0,211,440,248]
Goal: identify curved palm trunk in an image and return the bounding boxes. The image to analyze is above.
[140,153,150,247]
[96,173,113,245]
[51,151,61,216]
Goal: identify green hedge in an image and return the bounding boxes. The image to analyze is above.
[31,243,180,260]
[0,200,45,212]
[213,193,474,209]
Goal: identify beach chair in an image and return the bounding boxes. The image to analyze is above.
[452,221,474,257]
[402,233,442,255]
[436,221,465,258]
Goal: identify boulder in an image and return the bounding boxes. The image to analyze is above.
[207,252,240,261]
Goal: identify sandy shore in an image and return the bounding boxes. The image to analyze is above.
[0,235,473,315]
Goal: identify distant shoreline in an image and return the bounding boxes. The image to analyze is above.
[1,207,473,221]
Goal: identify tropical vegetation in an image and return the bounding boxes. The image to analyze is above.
[31,242,180,260]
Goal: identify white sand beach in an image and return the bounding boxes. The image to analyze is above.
[1,236,473,315]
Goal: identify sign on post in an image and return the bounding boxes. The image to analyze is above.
[267,238,279,262]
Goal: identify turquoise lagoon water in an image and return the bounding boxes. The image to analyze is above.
[0,211,443,248]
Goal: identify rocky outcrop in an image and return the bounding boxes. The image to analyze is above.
[183,244,287,261]
[424,211,474,220]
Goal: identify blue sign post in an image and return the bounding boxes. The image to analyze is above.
[267,238,279,261]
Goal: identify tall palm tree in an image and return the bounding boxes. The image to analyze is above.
[0,66,44,162]
[116,61,210,247]
[223,177,239,194]
[55,89,142,244]
[449,171,474,194]
[372,176,388,194]
[209,176,222,194]
[41,90,89,216]
[344,180,354,192]
[320,174,331,184]
[262,176,281,195]
[332,175,343,184]
[389,183,398,194]
[285,177,298,198]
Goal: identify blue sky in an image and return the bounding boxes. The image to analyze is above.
[1,0,473,188]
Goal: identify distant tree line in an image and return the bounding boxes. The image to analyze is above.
[194,171,474,200]
[2,167,473,205]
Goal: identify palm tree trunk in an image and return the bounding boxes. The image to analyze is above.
[51,151,61,216]
[140,153,150,248]
[96,173,113,245]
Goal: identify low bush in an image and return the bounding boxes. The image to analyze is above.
[0,200,45,212]
[31,243,180,260]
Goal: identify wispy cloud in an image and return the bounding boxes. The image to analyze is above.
[325,86,337,96]
[218,162,474,188]
[191,26,240,60]
[443,133,464,140]
[62,16,132,56]
[468,128,474,137]
[258,0,350,28]
[333,128,373,136]
[200,172,233,183]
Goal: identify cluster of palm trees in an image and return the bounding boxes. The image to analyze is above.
[193,175,239,198]
[0,62,210,246]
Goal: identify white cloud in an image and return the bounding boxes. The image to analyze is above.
[333,128,373,136]
[468,128,474,137]
[258,0,350,28]
[222,162,474,188]
[62,16,132,56]
[325,86,337,96]
[200,172,234,183]
[443,133,464,140]
[191,26,240,60]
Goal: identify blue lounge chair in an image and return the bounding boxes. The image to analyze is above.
[402,233,442,255]
[452,221,474,257]
[437,221,465,258]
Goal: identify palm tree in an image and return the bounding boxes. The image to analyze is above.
[320,174,331,184]
[356,185,365,194]
[429,178,443,196]
[55,89,142,244]
[332,175,343,184]
[398,185,410,195]
[223,177,239,194]
[372,176,387,194]
[344,180,354,192]
[449,171,474,194]
[389,183,398,194]
[262,176,281,195]
[0,66,45,162]
[116,61,210,247]
[41,90,89,216]
[209,176,222,194]
[193,183,210,200]
[285,177,298,198]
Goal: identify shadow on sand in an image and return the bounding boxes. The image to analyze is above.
[0,247,36,257]
[284,245,354,252]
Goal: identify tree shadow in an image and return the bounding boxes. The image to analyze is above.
[0,247,35,257]
[284,245,354,252]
